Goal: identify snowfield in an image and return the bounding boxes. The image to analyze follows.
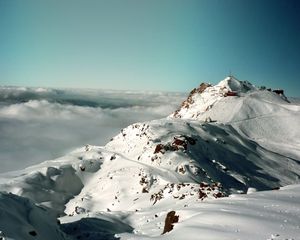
[0,76,299,240]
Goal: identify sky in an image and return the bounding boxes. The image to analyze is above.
[0,0,299,96]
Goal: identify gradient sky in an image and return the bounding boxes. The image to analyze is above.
[1,0,299,96]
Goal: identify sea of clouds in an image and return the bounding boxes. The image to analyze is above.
[0,86,186,173]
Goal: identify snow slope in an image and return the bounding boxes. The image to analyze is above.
[172,76,300,159]
[0,76,299,239]
[119,184,300,240]
[0,192,68,240]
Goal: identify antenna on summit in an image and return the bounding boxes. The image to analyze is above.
[229,70,233,78]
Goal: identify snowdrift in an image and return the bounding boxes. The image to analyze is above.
[0,192,67,240]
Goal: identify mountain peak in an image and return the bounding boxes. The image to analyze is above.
[0,76,299,239]
[171,76,288,121]
[216,75,257,93]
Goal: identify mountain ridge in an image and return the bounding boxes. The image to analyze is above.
[0,76,300,239]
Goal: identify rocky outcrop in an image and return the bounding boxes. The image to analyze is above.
[162,211,179,234]
[173,83,211,117]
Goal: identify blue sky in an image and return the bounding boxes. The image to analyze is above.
[1,0,299,96]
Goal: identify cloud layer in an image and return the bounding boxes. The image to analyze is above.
[0,87,186,173]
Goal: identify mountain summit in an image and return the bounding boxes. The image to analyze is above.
[172,76,288,121]
[0,77,300,240]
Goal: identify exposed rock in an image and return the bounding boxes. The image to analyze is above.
[162,211,179,234]
[154,144,165,154]
[273,89,284,95]
[224,91,237,97]
[28,230,37,236]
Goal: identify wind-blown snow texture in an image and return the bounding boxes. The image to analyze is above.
[0,77,300,240]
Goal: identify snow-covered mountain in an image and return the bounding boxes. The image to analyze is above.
[171,76,299,159]
[0,76,300,240]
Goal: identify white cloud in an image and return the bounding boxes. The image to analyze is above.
[0,87,186,173]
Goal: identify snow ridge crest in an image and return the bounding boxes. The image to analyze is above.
[172,75,287,121]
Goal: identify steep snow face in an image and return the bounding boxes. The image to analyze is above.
[0,192,67,240]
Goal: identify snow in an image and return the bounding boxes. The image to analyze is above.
[0,76,299,239]
[217,76,257,93]
[119,184,300,240]
[0,192,67,240]
[171,76,300,159]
